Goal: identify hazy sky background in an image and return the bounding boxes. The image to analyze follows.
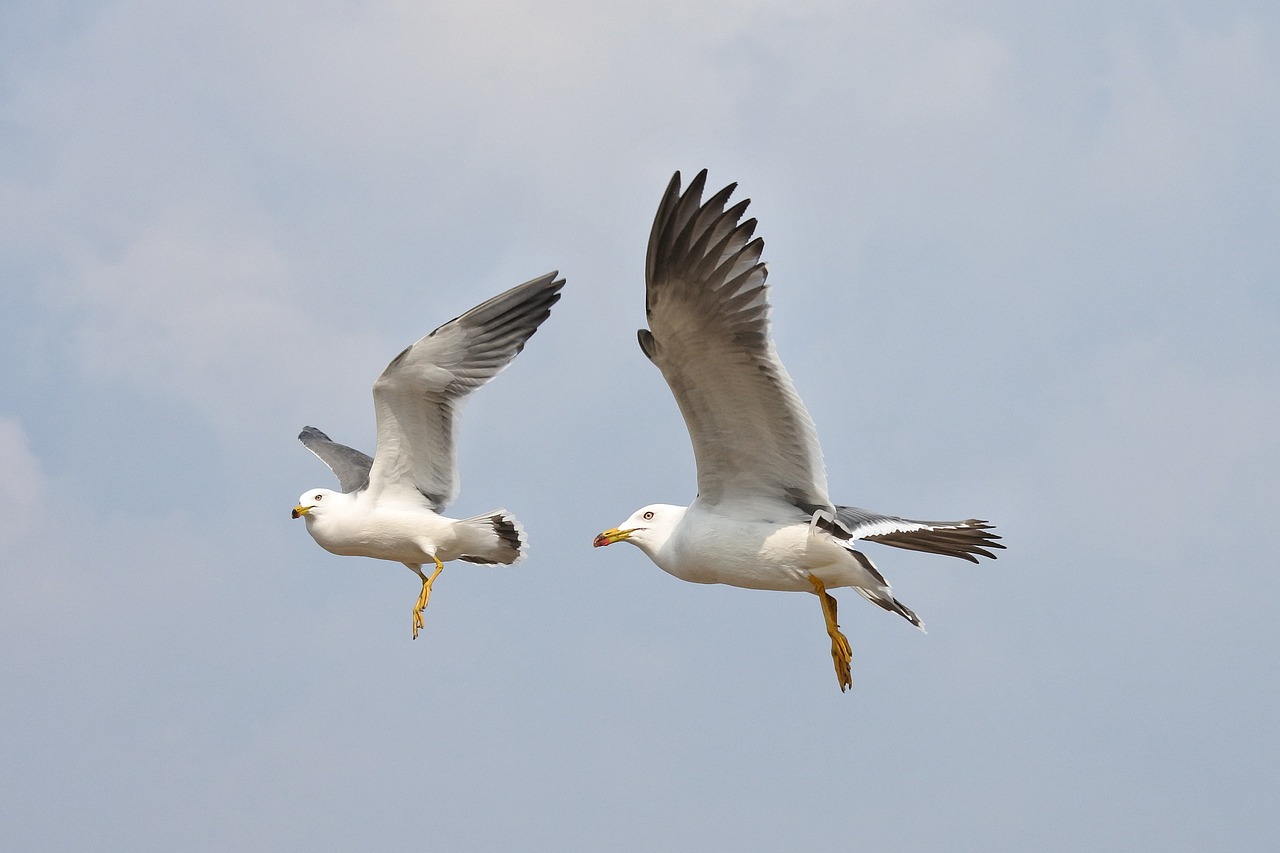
[2,1,1277,850]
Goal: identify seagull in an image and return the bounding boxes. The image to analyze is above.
[592,172,1002,691]
[293,273,564,638]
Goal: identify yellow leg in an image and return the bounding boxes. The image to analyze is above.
[809,575,853,692]
[411,557,445,640]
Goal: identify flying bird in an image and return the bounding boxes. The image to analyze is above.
[593,172,1002,691]
[293,273,564,638]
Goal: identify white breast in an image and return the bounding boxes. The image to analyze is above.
[656,507,839,592]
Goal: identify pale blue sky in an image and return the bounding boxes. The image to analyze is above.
[2,2,1277,851]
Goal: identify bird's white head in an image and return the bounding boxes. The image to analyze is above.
[593,504,686,559]
[292,488,341,521]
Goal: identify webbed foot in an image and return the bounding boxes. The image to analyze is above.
[411,558,445,640]
[809,574,853,692]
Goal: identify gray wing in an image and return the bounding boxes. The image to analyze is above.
[367,272,564,509]
[298,426,373,493]
[640,170,829,509]
[835,505,1005,563]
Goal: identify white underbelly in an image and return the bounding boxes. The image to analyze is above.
[660,516,854,592]
[306,509,453,564]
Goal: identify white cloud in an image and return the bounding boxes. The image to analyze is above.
[0,418,47,547]
[55,218,386,439]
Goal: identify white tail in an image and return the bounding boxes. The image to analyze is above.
[455,510,527,565]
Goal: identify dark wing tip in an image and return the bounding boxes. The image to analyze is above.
[666,167,709,189]
[647,169,761,291]
[529,270,567,294]
[686,168,709,196]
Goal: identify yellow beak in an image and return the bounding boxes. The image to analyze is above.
[292,505,312,519]
[593,527,633,548]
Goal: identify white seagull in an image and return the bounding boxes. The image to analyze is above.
[293,273,564,638]
[593,172,1002,691]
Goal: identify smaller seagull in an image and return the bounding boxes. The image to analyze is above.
[593,172,1003,691]
[293,273,564,638]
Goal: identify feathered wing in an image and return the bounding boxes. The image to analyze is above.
[298,426,374,493]
[834,505,1005,563]
[640,170,830,509]
[367,272,565,508]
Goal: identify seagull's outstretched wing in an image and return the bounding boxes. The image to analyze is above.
[367,272,564,509]
[835,505,1005,563]
[640,170,829,509]
[298,426,373,493]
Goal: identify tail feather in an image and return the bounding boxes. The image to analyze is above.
[845,546,926,631]
[852,586,924,631]
[456,510,527,565]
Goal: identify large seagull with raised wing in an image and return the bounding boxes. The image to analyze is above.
[293,273,563,638]
[593,172,1001,691]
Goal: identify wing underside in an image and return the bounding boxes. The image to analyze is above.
[367,272,565,507]
[298,426,374,493]
[642,170,829,509]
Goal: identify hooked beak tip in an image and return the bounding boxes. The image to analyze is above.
[593,528,630,548]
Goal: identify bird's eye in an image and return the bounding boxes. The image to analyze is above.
[314,494,323,501]
[643,511,655,521]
